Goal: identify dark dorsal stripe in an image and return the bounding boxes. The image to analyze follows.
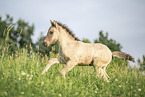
[56,21,80,41]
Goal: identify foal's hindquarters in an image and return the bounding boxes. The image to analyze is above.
[60,42,113,81]
[91,43,112,80]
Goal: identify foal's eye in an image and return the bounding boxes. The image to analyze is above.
[50,31,53,34]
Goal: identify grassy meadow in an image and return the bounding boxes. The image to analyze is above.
[0,46,145,97]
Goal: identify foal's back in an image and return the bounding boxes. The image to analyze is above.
[71,41,112,65]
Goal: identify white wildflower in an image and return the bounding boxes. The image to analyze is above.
[41,82,44,85]
[138,89,141,91]
[58,94,62,96]
[21,92,24,94]
[131,86,133,89]
[27,75,30,77]
[22,71,26,76]
[18,78,21,80]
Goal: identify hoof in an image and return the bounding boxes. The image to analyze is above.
[41,71,45,75]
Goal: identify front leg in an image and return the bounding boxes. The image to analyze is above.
[41,58,60,75]
[60,60,77,78]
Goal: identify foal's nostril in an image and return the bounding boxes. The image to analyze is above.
[43,41,47,46]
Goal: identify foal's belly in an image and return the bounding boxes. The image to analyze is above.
[77,62,93,66]
[78,56,93,65]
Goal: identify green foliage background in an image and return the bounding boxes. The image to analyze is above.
[138,55,145,71]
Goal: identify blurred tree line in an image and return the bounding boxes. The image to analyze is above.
[0,14,126,56]
[1,14,145,70]
[1,14,122,56]
[82,31,122,51]
[0,14,51,56]
[138,55,145,71]
[0,14,35,53]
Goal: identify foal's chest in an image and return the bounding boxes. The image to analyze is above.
[59,47,69,63]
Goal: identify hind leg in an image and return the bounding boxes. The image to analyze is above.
[103,66,110,79]
[93,65,103,77]
[93,61,110,81]
[101,66,110,81]
[94,66,108,80]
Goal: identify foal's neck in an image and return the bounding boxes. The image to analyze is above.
[58,30,75,48]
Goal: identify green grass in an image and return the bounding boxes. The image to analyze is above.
[0,48,145,97]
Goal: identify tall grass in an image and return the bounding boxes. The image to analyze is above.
[0,45,145,97]
[0,27,145,97]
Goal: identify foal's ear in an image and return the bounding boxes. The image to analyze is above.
[53,20,59,29]
[50,20,53,25]
[50,20,55,27]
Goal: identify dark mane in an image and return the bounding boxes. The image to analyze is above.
[56,21,80,41]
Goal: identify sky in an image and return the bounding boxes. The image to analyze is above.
[0,0,145,64]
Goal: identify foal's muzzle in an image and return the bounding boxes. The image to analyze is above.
[43,41,55,47]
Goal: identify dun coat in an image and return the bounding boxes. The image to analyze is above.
[42,20,134,81]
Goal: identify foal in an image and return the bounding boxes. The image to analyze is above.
[42,20,134,80]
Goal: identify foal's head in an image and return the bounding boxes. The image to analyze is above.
[43,20,60,47]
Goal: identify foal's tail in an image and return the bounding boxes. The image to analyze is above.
[112,51,135,62]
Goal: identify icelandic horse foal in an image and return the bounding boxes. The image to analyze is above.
[42,20,134,81]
